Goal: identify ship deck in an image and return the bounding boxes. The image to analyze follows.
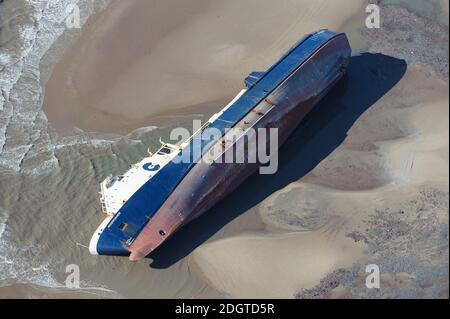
[92,30,346,255]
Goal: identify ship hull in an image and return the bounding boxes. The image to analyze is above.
[128,33,351,261]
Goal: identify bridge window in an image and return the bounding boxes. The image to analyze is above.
[119,222,135,236]
[157,147,172,155]
[119,222,128,232]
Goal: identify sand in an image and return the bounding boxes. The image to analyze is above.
[1,0,448,299]
[0,283,119,299]
[441,0,449,20]
[43,0,366,133]
[190,64,448,299]
[191,231,366,298]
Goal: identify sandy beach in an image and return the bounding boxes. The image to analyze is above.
[0,0,448,299]
[43,0,365,133]
[191,64,449,298]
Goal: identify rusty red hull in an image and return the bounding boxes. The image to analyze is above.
[128,33,351,261]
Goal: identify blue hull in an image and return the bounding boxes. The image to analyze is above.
[94,30,351,256]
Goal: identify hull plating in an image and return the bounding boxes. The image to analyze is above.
[127,33,351,261]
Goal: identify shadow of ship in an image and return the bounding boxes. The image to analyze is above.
[147,53,407,269]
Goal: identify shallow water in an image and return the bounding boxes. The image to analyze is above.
[0,0,219,297]
[0,129,223,297]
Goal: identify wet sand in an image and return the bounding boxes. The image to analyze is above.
[43,0,365,134]
[0,283,119,299]
[1,0,448,298]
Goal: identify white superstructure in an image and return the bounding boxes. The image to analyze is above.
[99,144,179,216]
[98,89,248,217]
